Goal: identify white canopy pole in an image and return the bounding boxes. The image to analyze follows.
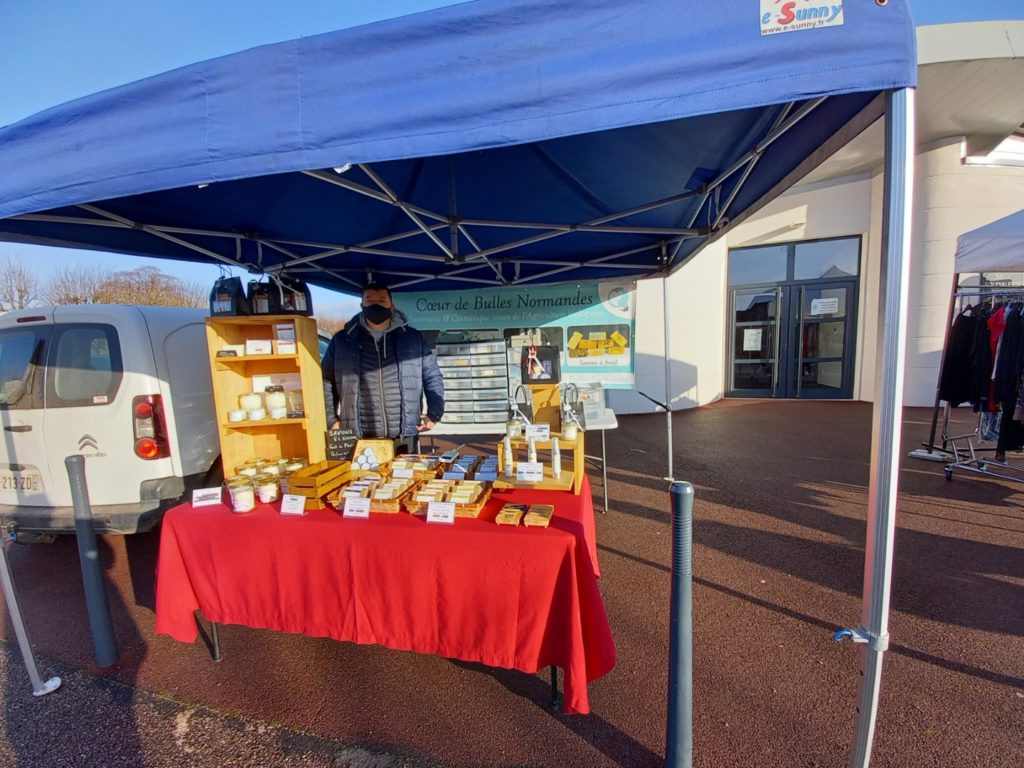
[838,87,915,768]
[663,271,675,482]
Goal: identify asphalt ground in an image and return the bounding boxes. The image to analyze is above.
[1,401,1021,767]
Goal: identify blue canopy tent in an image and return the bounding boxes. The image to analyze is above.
[0,1,917,765]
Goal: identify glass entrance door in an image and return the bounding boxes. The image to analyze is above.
[729,281,856,398]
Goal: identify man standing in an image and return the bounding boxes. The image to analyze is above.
[322,283,445,438]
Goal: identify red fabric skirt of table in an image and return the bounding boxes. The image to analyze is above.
[155,474,615,714]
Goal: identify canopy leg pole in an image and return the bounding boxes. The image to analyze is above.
[835,87,914,768]
[663,275,675,482]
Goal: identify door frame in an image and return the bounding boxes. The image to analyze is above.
[727,277,859,399]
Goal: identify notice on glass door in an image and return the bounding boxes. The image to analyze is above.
[810,298,839,315]
[742,328,763,352]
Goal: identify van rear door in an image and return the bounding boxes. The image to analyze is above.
[0,311,54,508]
[38,313,164,507]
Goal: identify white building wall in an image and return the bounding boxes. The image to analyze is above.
[900,139,1024,406]
[610,142,1024,415]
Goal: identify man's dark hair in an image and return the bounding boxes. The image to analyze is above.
[362,281,392,300]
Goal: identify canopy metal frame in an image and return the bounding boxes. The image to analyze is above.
[11,98,827,295]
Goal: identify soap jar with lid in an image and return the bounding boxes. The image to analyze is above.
[239,391,264,413]
[264,385,288,419]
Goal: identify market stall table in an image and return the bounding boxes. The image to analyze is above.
[155,475,613,714]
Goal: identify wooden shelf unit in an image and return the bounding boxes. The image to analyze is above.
[495,430,584,494]
[206,315,326,476]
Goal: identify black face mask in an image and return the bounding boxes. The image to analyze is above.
[362,303,393,325]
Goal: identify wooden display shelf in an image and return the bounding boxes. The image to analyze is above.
[222,417,307,431]
[493,466,575,492]
[496,429,584,494]
[207,314,326,477]
[215,353,299,366]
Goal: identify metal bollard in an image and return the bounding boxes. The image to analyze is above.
[666,481,694,768]
[65,455,118,668]
[0,530,62,696]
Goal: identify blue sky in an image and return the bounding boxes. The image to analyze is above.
[1,0,1021,315]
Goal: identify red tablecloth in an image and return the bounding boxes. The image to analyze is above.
[155,475,615,714]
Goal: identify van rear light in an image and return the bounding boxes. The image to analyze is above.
[134,437,160,459]
[132,394,170,460]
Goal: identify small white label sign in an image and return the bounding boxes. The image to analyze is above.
[426,501,456,524]
[392,467,415,479]
[192,487,223,507]
[280,494,307,515]
[343,497,371,519]
[525,423,550,441]
[810,297,840,315]
[517,462,544,482]
[742,328,763,352]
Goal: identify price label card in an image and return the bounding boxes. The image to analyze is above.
[426,501,456,524]
[280,494,307,516]
[192,487,224,508]
[517,462,544,482]
[525,423,550,441]
[343,497,371,519]
[393,467,415,479]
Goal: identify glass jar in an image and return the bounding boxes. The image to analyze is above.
[264,385,287,411]
[562,423,578,441]
[239,391,263,411]
[253,473,279,503]
[226,476,255,513]
[246,407,267,421]
[284,389,304,416]
[238,460,263,478]
[506,419,523,439]
[259,461,281,477]
[227,409,246,423]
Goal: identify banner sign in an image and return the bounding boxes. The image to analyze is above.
[398,280,635,389]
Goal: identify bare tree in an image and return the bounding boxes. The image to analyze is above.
[93,266,204,307]
[0,256,42,310]
[316,315,349,338]
[42,264,112,305]
[178,279,208,309]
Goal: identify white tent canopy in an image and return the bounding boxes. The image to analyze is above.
[955,208,1024,273]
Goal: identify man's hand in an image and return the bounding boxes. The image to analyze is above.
[416,416,436,433]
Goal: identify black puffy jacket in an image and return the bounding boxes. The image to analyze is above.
[322,310,445,438]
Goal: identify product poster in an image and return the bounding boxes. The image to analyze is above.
[397,280,636,389]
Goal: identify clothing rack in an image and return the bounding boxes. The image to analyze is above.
[909,280,1024,484]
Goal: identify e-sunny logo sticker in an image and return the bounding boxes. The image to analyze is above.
[760,0,845,36]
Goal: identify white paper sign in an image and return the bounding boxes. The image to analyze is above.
[525,423,551,441]
[280,494,307,515]
[392,467,415,479]
[192,487,224,507]
[426,501,456,524]
[810,297,840,315]
[742,328,763,352]
[517,462,544,482]
[343,497,371,519]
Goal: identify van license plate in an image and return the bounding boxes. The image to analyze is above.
[0,471,42,492]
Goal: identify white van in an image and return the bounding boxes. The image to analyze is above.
[0,305,219,534]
